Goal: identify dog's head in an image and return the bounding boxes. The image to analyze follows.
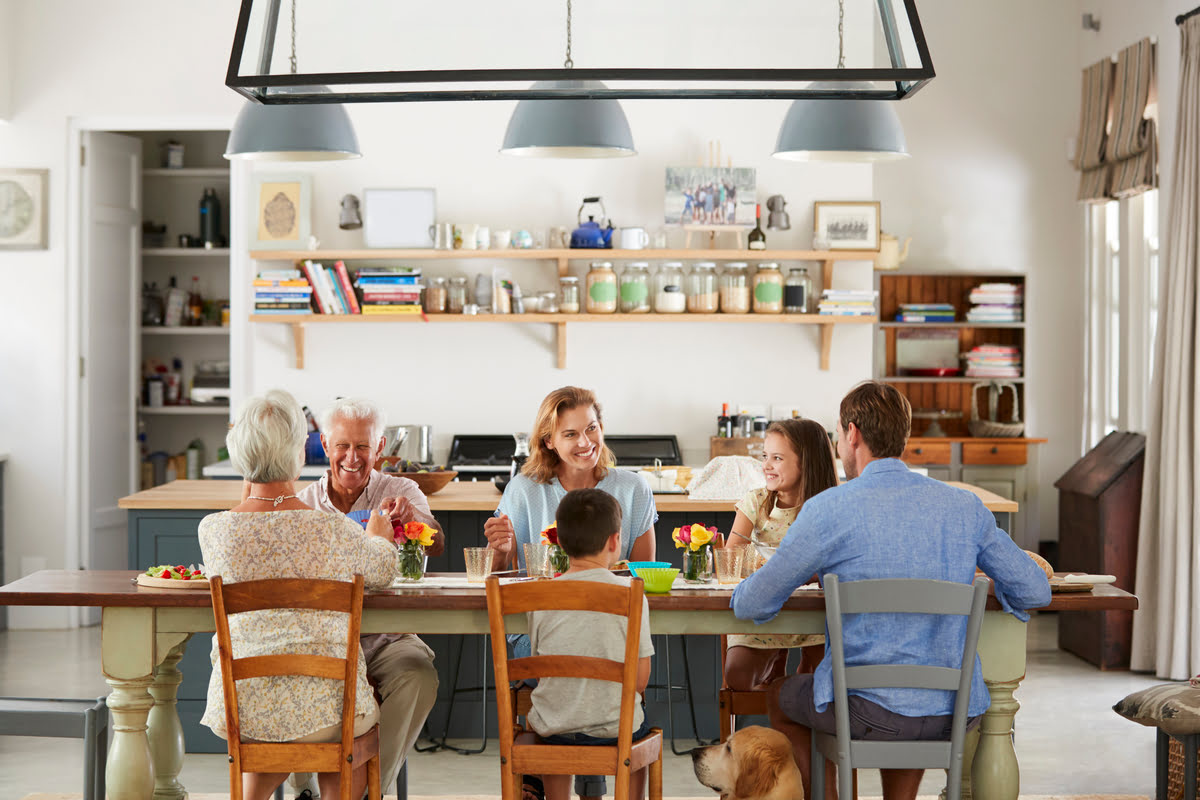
[691,726,799,800]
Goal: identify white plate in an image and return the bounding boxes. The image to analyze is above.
[136,573,211,590]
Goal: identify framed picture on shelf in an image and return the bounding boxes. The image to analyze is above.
[664,166,756,226]
[251,174,311,250]
[0,168,48,250]
[813,200,881,251]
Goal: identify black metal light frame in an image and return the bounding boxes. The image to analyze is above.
[226,0,935,105]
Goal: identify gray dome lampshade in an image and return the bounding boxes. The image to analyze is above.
[225,100,362,161]
[500,80,635,158]
[773,82,909,163]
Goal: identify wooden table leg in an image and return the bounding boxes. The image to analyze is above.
[148,637,190,800]
[964,612,1026,800]
[102,607,157,800]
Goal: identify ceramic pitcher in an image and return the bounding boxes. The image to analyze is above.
[875,232,912,270]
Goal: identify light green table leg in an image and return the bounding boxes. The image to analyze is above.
[966,612,1027,800]
[102,607,157,800]
[148,637,191,800]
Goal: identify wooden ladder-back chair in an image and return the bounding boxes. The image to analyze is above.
[812,575,989,800]
[211,574,382,800]
[717,635,769,741]
[485,575,664,800]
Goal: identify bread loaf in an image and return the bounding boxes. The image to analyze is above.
[1023,549,1054,579]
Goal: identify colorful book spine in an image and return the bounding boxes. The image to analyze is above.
[334,261,361,315]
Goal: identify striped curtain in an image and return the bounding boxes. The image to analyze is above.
[1074,59,1113,202]
[1107,38,1158,197]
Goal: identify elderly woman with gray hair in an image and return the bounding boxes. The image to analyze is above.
[198,389,397,800]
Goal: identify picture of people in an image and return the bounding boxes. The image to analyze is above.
[664,167,756,226]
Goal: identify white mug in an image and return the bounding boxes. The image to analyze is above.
[475,225,490,250]
[618,227,650,250]
[461,223,479,250]
[492,229,512,249]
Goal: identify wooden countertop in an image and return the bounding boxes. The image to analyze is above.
[0,570,1136,613]
[119,479,1018,513]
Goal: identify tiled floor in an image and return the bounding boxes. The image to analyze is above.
[0,614,1165,798]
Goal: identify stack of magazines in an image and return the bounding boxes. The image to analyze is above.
[355,267,422,315]
[967,283,1023,323]
[965,344,1022,378]
[819,289,878,316]
[896,303,955,323]
[253,269,313,314]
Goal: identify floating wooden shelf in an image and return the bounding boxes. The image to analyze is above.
[142,167,230,177]
[142,248,230,257]
[251,248,878,370]
[138,405,229,416]
[141,326,229,335]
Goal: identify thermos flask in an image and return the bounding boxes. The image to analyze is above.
[199,188,221,249]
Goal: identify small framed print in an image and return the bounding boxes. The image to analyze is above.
[0,168,49,250]
[251,174,312,250]
[813,201,881,251]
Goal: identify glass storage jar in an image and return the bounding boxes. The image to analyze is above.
[559,276,581,313]
[784,267,813,314]
[687,262,719,313]
[447,276,468,313]
[753,262,784,313]
[719,262,751,313]
[654,262,686,313]
[423,277,447,313]
[619,262,651,313]
[586,262,617,313]
[539,291,559,314]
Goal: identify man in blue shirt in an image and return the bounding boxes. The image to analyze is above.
[731,381,1050,800]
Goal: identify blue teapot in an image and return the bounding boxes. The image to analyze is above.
[570,196,614,249]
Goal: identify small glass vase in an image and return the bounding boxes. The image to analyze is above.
[397,547,428,582]
[682,548,713,583]
[548,543,570,575]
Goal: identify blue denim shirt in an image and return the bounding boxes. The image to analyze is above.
[731,458,1051,718]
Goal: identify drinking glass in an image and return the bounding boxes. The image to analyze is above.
[523,542,552,578]
[464,547,494,582]
[714,547,744,584]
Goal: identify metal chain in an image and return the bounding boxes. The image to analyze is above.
[564,0,573,68]
[289,0,298,74]
[836,0,845,69]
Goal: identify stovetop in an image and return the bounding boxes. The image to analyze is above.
[447,433,683,474]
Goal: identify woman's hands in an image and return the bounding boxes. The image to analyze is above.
[365,503,395,541]
[484,514,516,568]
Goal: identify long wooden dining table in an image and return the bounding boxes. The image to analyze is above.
[0,570,1136,800]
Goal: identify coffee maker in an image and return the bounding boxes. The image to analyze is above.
[511,433,531,478]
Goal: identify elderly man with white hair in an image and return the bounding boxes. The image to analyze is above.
[289,397,443,800]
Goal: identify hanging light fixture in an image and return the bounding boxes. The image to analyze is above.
[500,0,634,158]
[225,0,361,161]
[773,0,910,163]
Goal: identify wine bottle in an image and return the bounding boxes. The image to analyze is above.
[188,276,204,326]
[748,204,767,250]
[718,403,733,438]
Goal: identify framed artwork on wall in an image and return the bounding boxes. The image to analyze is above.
[0,168,49,250]
[251,174,312,250]
[664,166,757,226]
[813,200,881,251]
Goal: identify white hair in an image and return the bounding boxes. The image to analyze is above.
[319,397,386,445]
[226,389,308,483]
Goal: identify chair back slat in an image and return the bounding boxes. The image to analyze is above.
[494,579,643,616]
[835,578,978,615]
[216,577,357,615]
[843,664,962,692]
[507,655,626,684]
[231,654,347,682]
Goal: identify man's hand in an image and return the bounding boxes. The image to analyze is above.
[484,514,515,558]
[381,495,419,525]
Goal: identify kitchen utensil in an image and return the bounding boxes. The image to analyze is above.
[492,474,511,493]
[631,566,679,594]
[754,542,778,561]
[571,197,614,248]
[617,227,649,250]
[491,229,511,249]
[382,426,409,457]
[385,424,433,463]
[875,232,912,270]
[511,432,530,478]
[968,381,1023,437]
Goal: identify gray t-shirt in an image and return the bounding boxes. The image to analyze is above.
[526,569,655,739]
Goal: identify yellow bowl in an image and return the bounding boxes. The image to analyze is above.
[636,567,679,594]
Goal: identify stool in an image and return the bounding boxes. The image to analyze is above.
[0,696,108,800]
[1158,731,1198,800]
[1114,681,1200,800]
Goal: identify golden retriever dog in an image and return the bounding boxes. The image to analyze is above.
[692,725,804,800]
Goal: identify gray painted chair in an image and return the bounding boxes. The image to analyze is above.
[811,575,989,800]
[0,696,108,800]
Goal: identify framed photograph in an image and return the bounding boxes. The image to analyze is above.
[664,166,756,226]
[0,168,48,250]
[251,174,312,250]
[363,188,436,248]
[813,201,881,251]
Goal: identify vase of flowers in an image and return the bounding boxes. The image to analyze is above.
[673,523,716,582]
[395,521,436,582]
[540,522,570,575]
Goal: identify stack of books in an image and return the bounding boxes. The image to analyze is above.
[355,267,423,315]
[819,289,878,317]
[299,260,359,315]
[964,344,1022,378]
[253,269,313,314]
[896,303,955,323]
[967,283,1024,323]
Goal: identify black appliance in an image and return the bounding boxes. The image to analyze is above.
[447,434,683,481]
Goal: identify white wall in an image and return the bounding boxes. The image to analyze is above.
[0,0,1103,626]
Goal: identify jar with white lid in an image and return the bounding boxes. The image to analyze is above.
[784,267,813,314]
[447,276,468,313]
[687,262,719,313]
[619,262,651,313]
[654,262,686,313]
[559,276,581,313]
[753,262,784,313]
[423,277,447,313]
[720,262,751,313]
[586,262,617,313]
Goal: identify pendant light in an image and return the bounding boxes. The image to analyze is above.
[225,0,361,161]
[500,0,635,158]
[773,0,909,163]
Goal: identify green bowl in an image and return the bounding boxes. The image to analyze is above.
[636,567,679,594]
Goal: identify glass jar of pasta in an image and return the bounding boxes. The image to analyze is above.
[687,262,719,313]
[719,262,751,313]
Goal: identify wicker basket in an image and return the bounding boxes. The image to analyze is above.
[968,381,1024,438]
[1168,737,1200,800]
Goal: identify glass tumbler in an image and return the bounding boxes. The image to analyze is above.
[463,547,494,582]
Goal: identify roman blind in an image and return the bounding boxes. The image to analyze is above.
[1075,58,1114,202]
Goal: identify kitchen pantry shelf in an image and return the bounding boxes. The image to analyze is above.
[142,248,231,257]
[250,248,877,370]
[137,405,229,416]
[141,326,229,335]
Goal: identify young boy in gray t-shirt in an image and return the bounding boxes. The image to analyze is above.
[526,488,655,800]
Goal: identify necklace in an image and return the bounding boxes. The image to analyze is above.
[247,494,298,508]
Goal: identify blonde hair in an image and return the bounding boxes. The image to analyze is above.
[227,389,307,483]
[522,386,616,484]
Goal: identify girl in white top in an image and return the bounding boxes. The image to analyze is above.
[723,418,838,690]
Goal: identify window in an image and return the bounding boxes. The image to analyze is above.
[1082,190,1159,449]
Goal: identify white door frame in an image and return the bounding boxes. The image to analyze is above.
[65,114,238,628]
